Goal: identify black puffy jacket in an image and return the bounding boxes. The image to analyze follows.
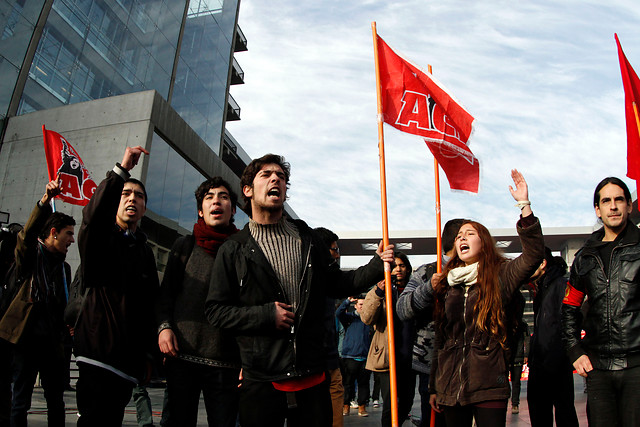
[204,218,384,382]
[562,222,640,370]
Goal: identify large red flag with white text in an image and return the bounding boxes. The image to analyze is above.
[615,33,640,181]
[376,35,479,192]
[42,126,97,206]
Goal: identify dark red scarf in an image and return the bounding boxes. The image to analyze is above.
[193,217,238,257]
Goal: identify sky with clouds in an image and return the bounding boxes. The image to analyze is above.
[227,0,640,248]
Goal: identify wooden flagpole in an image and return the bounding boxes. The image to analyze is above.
[371,21,400,427]
[633,102,640,194]
[633,102,640,146]
[428,64,441,427]
[429,65,443,276]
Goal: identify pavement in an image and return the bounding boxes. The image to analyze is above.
[24,374,589,426]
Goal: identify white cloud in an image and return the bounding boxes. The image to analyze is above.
[228,0,640,237]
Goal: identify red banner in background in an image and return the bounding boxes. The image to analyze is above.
[615,33,640,181]
[42,126,96,206]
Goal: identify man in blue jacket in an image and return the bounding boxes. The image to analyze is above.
[336,296,371,417]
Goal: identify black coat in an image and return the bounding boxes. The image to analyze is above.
[529,264,573,372]
[204,217,384,382]
[74,169,159,382]
[562,222,640,370]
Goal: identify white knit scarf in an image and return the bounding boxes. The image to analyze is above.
[447,262,479,286]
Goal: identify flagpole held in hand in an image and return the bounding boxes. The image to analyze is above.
[429,64,440,427]
[372,21,400,427]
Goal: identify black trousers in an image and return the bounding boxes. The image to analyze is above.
[76,363,134,426]
[0,340,12,427]
[442,403,506,427]
[509,364,522,406]
[527,365,578,427]
[586,366,640,427]
[379,366,416,427]
[11,338,66,427]
[163,358,239,427]
[341,358,370,405]
[417,372,445,427]
[238,376,332,427]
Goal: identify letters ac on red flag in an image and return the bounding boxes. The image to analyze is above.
[615,33,640,181]
[376,34,479,192]
[42,126,97,206]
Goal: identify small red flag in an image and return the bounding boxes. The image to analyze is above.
[42,126,97,206]
[376,35,479,192]
[615,34,640,181]
[424,139,480,193]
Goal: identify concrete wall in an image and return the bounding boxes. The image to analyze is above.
[0,90,241,272]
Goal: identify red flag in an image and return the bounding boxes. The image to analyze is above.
[376,35,479,192]
[424,139,479,193]
[615,34,640,181]
[42,126,97,206]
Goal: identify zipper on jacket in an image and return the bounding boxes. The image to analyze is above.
[591,241,629,356]
[291,243,312,373]
[456,285,470,402]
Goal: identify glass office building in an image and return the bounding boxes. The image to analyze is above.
[1,0,244,153]
[0,0,255,270]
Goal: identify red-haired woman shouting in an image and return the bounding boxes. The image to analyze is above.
[429,170,544,427]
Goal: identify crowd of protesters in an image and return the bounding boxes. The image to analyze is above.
[0,148,639,427]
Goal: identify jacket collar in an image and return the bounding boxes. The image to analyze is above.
[582,221,640,253]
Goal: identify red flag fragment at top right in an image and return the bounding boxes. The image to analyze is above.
[615,33,640,182]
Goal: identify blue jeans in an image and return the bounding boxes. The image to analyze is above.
[587,366,640,427]
[163,358,239,427]
[133,385,154,426]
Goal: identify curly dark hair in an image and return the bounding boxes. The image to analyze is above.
[240,154,291,211]
[195,177,238,212]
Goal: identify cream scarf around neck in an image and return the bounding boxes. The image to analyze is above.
[447,262,479,286]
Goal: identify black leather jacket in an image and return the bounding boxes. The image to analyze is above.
[562,222,640,370]
[204,217,384,382]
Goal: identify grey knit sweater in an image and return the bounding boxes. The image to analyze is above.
[249,217,303,311]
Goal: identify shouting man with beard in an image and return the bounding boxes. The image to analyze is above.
[205,154,394,427]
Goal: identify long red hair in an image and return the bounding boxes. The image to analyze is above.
[433,220,509,347]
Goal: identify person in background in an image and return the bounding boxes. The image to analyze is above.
[396,219,464,427]
[527,248,579,427]
[314,227,345,427]
[506,290,529,415]
[336,296,371,417]
[361,252,415,426]
[0,179,75,427]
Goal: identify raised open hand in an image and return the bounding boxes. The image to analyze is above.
[508,169,528,202]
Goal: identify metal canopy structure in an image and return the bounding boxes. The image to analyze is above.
[336,225,596,261]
